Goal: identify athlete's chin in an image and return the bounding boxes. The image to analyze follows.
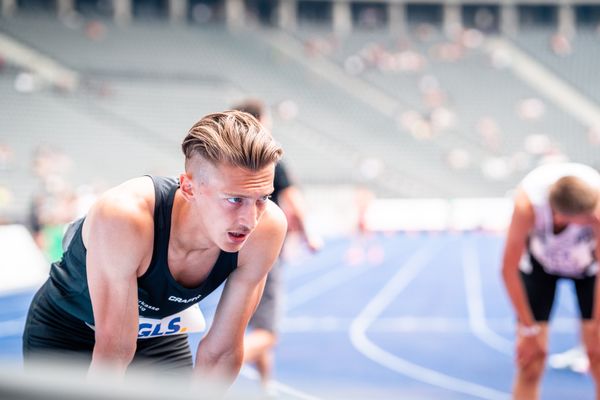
[220,242,244,252]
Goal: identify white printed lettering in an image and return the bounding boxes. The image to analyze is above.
[168,294,202,304]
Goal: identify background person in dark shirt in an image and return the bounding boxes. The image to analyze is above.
[232,99,321,393]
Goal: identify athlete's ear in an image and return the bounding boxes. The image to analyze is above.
[180,174,194,198]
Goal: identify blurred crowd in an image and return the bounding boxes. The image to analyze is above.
[300,20,600,185]
[27,146,102,262]
[2,5,600,259]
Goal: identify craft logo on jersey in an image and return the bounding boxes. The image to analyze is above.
[168,294,202,304]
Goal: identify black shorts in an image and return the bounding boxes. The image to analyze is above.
[520,255,596,321]
[23,281,194,373]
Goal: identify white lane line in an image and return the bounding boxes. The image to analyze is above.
[462,240,513,356]
[286,240,412,311]
[282,316,580,333]
[286,264,371,310]
[240,366,321,400]
[0,318,25,338]
[349,241,510,400]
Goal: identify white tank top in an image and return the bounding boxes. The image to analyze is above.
[520,163,600,277]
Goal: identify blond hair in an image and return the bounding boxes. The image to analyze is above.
[182,111,282,171]
[549,176,599,215]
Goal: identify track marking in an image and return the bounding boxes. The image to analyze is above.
[286,238,415,311]
[349,241,510,400]
[283,316,581,333]
[462,240,513,355]
[286,264,372,310]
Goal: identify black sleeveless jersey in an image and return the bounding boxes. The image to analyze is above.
[46,176,238,325]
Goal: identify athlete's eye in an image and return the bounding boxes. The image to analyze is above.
[258,195,271,203]
[227,197,243,204]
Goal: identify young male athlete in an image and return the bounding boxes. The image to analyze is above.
[232,99,321,392]
[502,162,600,399]
[23,111,287,388]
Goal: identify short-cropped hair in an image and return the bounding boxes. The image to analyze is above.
[549,175,599,215]
[182,110,282,171]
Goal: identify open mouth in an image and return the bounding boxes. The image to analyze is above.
[228,232,248,242]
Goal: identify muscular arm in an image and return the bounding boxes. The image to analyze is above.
[83,181,154,375]
[501,188,536,327]
[194,202,287,386]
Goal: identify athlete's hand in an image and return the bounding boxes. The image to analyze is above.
[516,333,545,368]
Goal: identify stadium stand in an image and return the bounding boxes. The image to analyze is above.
[0,3,599,223]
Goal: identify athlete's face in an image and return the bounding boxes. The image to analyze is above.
[193,161,275,252]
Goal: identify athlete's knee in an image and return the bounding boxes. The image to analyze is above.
[517,346,547,383]
[582,324,600,368]
[270,334,278,348]
[259,329,278,348]
[518,358,546,384]
[244,328,277,353]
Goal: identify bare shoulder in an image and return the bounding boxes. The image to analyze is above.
[238,201,287,269]
[513,188,534,216]
[82,177,156,248]
[259,200,288,235]
[510,187,535,230]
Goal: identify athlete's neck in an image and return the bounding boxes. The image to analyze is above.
[169,190,214,253]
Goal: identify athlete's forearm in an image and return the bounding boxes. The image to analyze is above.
[194,344,242,388]
[89,337,136,376]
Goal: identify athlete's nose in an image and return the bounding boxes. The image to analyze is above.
[239,203,259,231]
